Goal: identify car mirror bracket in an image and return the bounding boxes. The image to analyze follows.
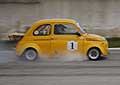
[76,32,81,36]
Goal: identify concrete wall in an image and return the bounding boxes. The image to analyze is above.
[0,0,120,37]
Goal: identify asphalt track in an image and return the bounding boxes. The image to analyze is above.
[0,49,120,85]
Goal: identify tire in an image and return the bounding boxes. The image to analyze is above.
[23,49,38,61]
[87,48,101,61]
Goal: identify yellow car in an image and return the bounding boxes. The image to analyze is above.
[16,19,108,61]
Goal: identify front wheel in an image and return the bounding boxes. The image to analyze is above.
[23,49,38,61]
[87,48,101,61]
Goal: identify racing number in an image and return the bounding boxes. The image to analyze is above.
[67,41,78,51]
[70,42,74,49]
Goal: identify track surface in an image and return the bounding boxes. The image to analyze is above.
[0,50,120,85]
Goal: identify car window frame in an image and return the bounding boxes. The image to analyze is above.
[33,24,52,36]
[53,23,79,35]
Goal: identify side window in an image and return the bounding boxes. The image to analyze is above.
[54,24,78,35]
[33,24,51,36]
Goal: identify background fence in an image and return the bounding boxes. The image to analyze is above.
[0,0,120,39]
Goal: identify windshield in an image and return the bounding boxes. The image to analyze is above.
[76,23,86,34]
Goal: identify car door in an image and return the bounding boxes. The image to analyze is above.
[32,24,52,57]
[51,23,84,57]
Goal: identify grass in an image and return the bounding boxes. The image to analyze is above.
[106,37,120,48]
[0,40,17,50]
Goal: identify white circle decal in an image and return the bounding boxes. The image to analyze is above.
[67,41,78,51]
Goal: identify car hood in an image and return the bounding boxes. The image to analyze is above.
[83,33,106,41]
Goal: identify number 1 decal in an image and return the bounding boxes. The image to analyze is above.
[67,41,78,51]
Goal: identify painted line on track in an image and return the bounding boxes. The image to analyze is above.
[109,48,120,50]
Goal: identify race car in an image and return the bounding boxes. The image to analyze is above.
[16,19,109,61]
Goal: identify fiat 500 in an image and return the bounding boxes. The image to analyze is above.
[16,19,108,61]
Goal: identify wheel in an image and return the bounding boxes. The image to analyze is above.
[87,48,101,60]
[23,49,38,61]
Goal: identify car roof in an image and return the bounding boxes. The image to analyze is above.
[25,19,79,36]
[34,19,77,24]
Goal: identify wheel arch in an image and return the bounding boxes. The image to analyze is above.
[24,47,38,53]
[87,47,101,56]
[17,43,40,57]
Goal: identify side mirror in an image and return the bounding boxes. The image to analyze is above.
[76,32,81,36]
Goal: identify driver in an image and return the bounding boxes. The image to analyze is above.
[54,24,67,34]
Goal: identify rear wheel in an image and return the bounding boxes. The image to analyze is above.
[23,49,38,61]
[87,48,101,60]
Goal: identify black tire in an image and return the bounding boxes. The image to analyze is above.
[87,48,101,61]
[23,49,38,61]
